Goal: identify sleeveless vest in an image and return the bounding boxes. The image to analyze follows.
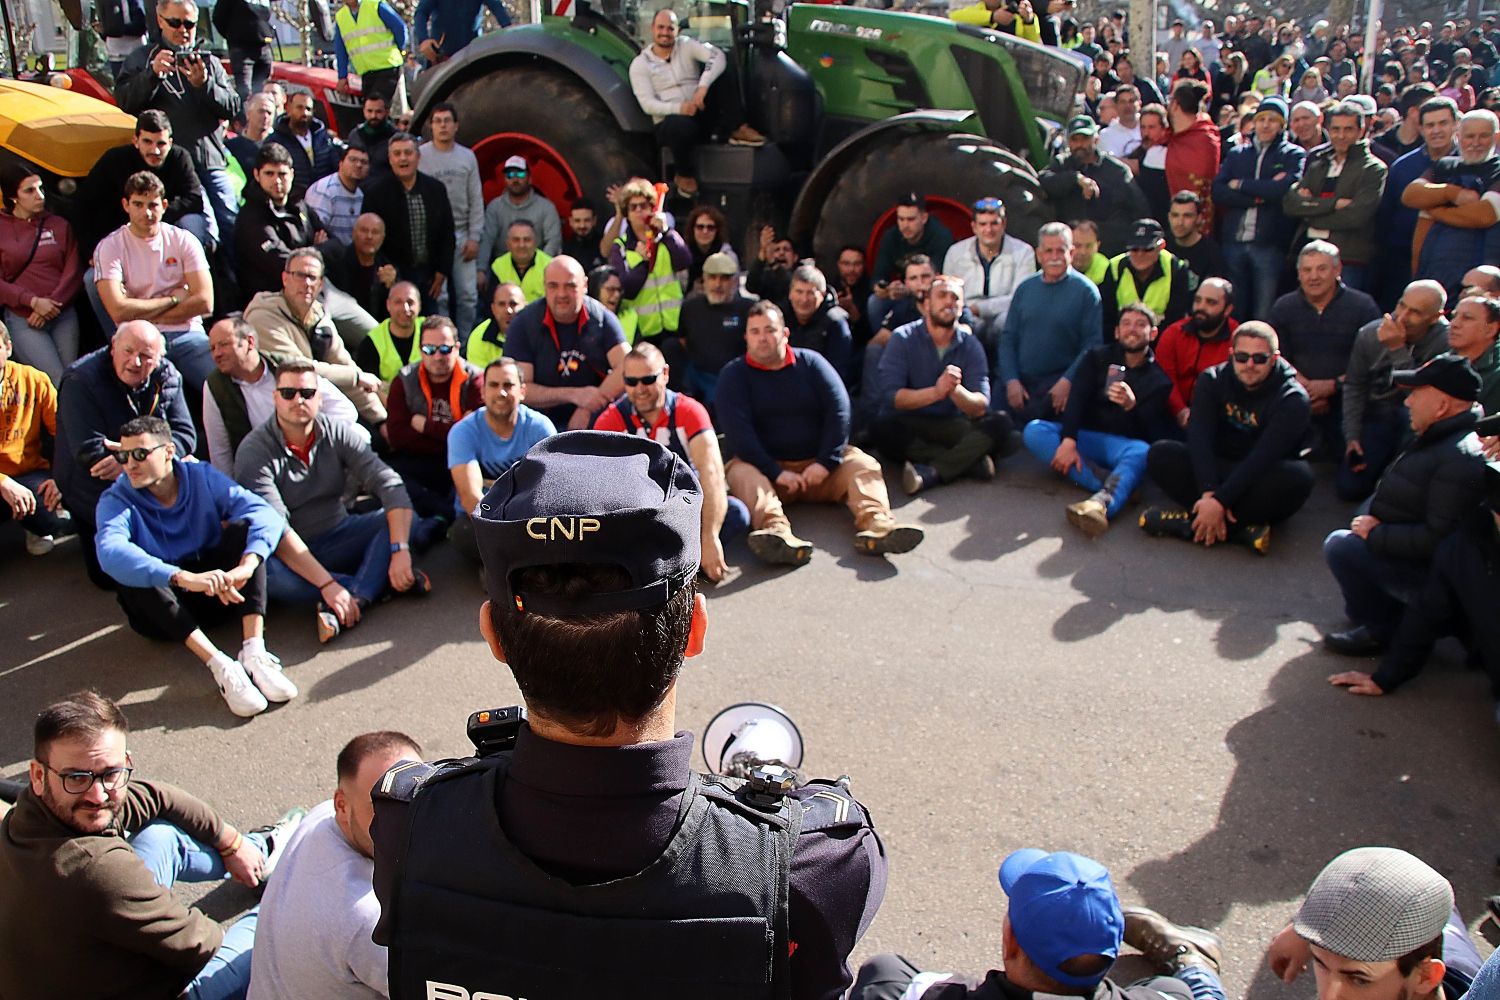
[490,249,552,302]
[335,0,402,75]
[383,754,796,1000]
[367,317,425,383]
[615,236,683,337]
[204,353,290,458]
[1107,250,1176,317]
[395,358,483,419]
[611,391,686,464]
[465,318,505,370]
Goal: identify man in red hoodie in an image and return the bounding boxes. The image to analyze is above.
[1166,79,1222,233]
[1153,278,1237,428]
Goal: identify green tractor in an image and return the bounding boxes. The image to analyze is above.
[408,0,1085,263]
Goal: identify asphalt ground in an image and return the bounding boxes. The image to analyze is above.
[1,456,1496,999]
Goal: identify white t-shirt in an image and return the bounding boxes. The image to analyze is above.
[92,223,209,334]
[247,800,389,1000]
[1099,120,1142,159]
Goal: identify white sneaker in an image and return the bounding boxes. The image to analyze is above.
[209,658,268,717]
[253,807,307,881]
[24,532,54,556]
[240,648,298,703]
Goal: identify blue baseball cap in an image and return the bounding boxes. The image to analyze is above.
[998,849,1124,989]
[472,431,702,616]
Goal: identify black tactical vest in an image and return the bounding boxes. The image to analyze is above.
[383,754,799,1000]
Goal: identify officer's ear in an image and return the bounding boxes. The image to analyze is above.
[684,591,708,659]
[478,600,506,663]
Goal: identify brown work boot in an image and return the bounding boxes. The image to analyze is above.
[727,124,767,146]
[1065,495,1110,538]
[747,527,814,566]
[1123,906,1223,974]
[854,520,925,556]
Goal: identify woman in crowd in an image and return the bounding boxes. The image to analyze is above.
[1212,51,1252,120]
[1441,64,1477,112]
[1175,48,1211,94]
[587,263,638,345]
[0,165,81,385]
[1292,67,1329,105]
[683,205,737,293]
[1253,54,1296,97]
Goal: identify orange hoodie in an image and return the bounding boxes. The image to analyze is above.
[0,360,57,479]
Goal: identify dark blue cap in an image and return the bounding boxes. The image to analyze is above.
[472,431,702,616]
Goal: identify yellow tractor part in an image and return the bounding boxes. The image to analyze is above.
[0,79,135,177]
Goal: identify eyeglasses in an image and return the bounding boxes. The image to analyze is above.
[420,344,456,355]
[43,763,133,795]
[286,270,322,283]
[622,372,663,386]
[113,443,166,463]
[627,201,652,212]
[161,15,194,28]
[972,197,1004,214]
[1232,351,1273,364]
[503,169,528,178]
[276,386,318,400]
[694,222,718,231]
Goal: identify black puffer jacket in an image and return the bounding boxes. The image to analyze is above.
[1368,409,1489,563]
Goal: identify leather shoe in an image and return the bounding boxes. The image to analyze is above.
[1324,625,1388,657]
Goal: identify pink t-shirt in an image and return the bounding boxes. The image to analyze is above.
[93,223,209,334]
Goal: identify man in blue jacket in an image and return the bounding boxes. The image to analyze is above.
[414,0,510,67]
[264,92,346,205]
[95,414,297,718]
[1212,96,1306,321]
[1372,95,1458,309]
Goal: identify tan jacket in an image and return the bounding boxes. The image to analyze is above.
[244,290,386,423]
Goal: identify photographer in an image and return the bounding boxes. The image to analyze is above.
[370,431,888,1000]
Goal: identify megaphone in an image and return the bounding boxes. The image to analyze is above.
[702,702,804,778]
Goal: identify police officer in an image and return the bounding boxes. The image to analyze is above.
[369,431,888,1000]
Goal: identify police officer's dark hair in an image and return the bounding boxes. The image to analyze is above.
[134,109,172,136]
[123,170,165,200]
[34,690,129,759]
[255,142,294,170]
[484,357,524,383]
[430,101,458,122]
[586,264,616,300]
[1170,190,1202,209]
[490,566,698,738]
[118,414,172,442]
[336,731,423,782]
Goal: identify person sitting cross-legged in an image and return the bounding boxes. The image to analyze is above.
[870,274,1013,496]
[1142,321,1314,554]
[0,322,75,555]
[1024,302,1175,537]
[96,414,297,717]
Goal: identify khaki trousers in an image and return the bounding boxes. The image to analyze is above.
[725,447,893,534]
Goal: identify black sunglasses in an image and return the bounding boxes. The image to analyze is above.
[276,386,318,400]
[623,372,662,386]
[161,15,194,28]
[113,443,166,463]
[421,344,456,355]
[1232,351,1273,364]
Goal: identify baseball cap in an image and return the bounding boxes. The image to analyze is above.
[1257,95,1290,121]
[503,154,528,172]
[471,431,702,616]
[1125,218,1165,250]
[703,252,738,276]
[1294,847,1453,963]
[1391,353,1482,402]
[1066,115,1098,137]
[998,849,1123,988]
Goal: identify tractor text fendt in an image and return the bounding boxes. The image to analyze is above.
[406,0,1086,263]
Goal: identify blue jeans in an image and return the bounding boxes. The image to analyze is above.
[83,267,116,339]
[1173,965,1227,1000]
[165,328,214,393]
[1323,529,1429,636]
[195,164,239,254]
[129,821,266,1000]
[1222,241,1282,321]
[1335,410,1406,502]
[687,364,722,405]
[267,510,391,606]
[2,307,79,385]
[0,468,74,536]
[722,495,750,540]
[176,211,215,253]
[1022,420,1149,518]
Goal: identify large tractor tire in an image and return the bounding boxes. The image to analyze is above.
[810,130,1053,267]
[440,63,653,214]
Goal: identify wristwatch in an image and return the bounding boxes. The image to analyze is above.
[390,542,410,553]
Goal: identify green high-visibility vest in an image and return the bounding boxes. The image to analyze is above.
[367,316,425,382]
[618,305,639,344]
[490,250,550,302]
[615,237,682,337]
[335,0,403,76]
[1107,250,1175,318]
[465,318,505,370]
[1081,252,1108,286]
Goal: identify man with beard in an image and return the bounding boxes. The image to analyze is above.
[79,110,211,251]
[1127,104,1171,224]
[264,91,343,205]
[0,691,302,998]
[1403,109,1500,301]
[347,95,396,192]
[560,198,605,270]
[595,342,746,582]
[834,244,872,346]
[1023,303,1174,536]
[1338,280,1450,501]
[1040,116,1148,256]
[478,154,562,267]
[1154,278,1239,429]
[874,274,1010,495]
[447,357,556,563]
[236,143,329,298]
[385,317,484,519]
[1373,95,1457,308]
[942,196,1036,368]
[1142,322,1313,554]
[1284,102,1388,293]
[678,251,757,402]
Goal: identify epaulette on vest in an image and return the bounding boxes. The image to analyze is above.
[794,779,868,835]
[373,757,479,804]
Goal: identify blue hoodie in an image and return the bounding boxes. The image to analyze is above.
[95,459,285,589]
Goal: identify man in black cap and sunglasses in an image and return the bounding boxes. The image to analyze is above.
[383,317,483,520]
[369,431,887,1000]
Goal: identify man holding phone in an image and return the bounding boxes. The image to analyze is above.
[1022,302,1175,536]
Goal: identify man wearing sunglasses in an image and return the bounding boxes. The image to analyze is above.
[1142,322,1314,553]
[478,155,562,273]
[0,691,303,999]
[386,317,484,519]
[96,414,297,716]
